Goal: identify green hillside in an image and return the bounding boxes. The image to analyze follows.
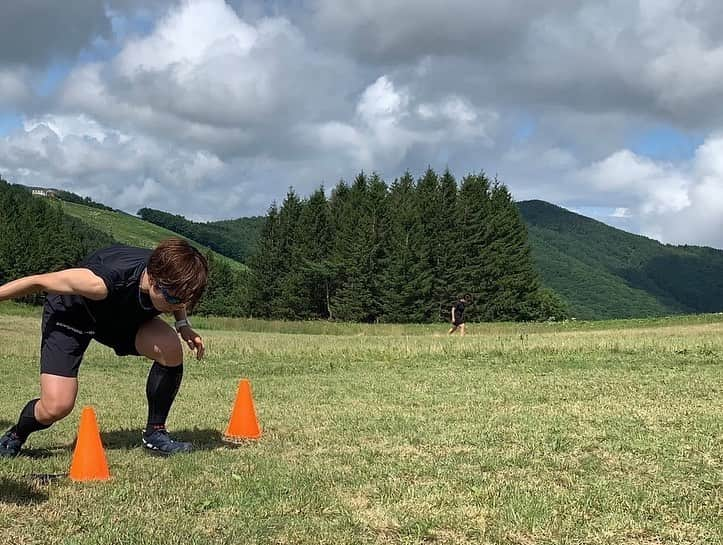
[137,207,263,263]
[518,200,723,319]
[60,201,247,271]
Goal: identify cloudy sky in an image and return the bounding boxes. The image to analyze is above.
[2,0,723,247]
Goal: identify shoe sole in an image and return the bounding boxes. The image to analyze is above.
[142,438,192,456]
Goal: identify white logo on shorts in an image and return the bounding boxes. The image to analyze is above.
[56,322,95,336]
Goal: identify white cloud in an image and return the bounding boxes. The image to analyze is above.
[4,0,723,249]
[24,114,118,143]
[307,76,498,173]
[574,137,723,247]
[357,76,409,124]
[0,114,224,208]
[115,0,256,75]
[580,150,691,215]
[59,0,351,157]
[611,207,631,218]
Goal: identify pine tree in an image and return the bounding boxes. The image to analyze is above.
[412,167,440,321]
[435,169,459,320]
[366,173,389,321]
[454,172,492,321]
[330,172,388,322]
[329,179,366,320]
[297,187,335,319]
[331,172,374,321]
[249,203,282,318]
[481,182,538,320]
[383,172,418,322]
[276,189,305,318]
[485,182,559,321]
[195,252,250,317]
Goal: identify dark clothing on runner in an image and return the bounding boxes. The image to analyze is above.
[40,245,161,377]
[452,300,466,326]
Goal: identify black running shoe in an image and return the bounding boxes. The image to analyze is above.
[0,428,24,458]
[142,428,192,456]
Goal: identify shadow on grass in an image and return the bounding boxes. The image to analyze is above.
[21,448,61,459]
[0,419,14,429]
[0,477,48,505]
[101,428,224,451]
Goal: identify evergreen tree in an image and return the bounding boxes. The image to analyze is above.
[326,181,352,320]
[276,189,305,318]
[435,169,459,320]
[331,172,388,322]
[195,252,250,317]
[412,167,441,321]
[249,203,282,318]
[331,173,374,321]
[296,187,335,319]
[383,172,418,322]
[483,182,541,320]
[454,172,492,321]
[0,180,114,302]
[366,173,390,321]
[244,169,569,323]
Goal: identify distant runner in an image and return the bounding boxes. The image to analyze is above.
[0,239,208,457]
[448,294,471,336]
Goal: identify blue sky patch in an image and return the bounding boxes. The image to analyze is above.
[0,112,23,136]
[628,125,702,161]
[34,61,73,97]
[513,114,535,143]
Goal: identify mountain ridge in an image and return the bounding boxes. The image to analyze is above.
[517,199,723,319]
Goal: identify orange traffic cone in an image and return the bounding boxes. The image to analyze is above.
[69,406,110,482]
[223,379,261,443]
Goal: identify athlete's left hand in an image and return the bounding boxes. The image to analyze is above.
[179,326,205,360]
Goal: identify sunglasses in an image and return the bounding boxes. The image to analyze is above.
[157,284,183,305]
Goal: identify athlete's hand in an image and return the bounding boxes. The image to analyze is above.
[179,326,205,360]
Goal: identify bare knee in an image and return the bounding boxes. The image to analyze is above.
[154,338,183,366]
[141,335,183,367]
[136,319,184,366]
[37,396,75,423]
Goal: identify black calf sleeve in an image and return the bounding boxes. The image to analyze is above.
[14,399,51,441]
[146,361,184,430]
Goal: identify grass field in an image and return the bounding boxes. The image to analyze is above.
[0,305,721,544]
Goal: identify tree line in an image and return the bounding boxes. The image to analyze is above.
[1,171,566,322]
[0,179,250,315]
[249,169,567,322]
[0,179,115,303]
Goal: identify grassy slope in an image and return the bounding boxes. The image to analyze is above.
[60,201,247,271]
[0,310,721,544]
[518,200,723,319]
[138,207,264,263]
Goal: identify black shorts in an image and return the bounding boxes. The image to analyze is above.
[452,319,465,327]
[40,306,142,378]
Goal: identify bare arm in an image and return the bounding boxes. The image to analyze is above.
[0,269,108,302]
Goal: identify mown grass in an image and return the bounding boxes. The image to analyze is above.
[0,309,721,544]
[59,201,247,271]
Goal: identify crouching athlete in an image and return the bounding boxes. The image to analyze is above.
[0,238,208,457]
